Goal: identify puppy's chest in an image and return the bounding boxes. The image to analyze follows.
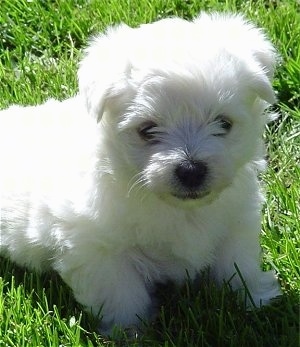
[128,211,226,268]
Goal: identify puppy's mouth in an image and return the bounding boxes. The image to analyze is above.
[172,190,210,201]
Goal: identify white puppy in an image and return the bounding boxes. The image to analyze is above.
[0,12,281,334]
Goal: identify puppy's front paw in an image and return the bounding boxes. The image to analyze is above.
[245,270,282,308]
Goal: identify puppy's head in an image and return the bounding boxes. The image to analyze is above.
[78,13,277,206]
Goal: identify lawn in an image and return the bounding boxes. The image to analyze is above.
[0,0,299,346]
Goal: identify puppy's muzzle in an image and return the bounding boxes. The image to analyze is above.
[175,160,208,193]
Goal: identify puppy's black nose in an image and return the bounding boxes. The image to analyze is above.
[175,161,208,189]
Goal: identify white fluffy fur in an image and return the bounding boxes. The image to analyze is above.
[0,12,281,334]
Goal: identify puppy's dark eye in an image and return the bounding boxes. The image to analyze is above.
[138,121,159,142]
[214,116,232,136]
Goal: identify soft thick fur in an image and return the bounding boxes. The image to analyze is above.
[0,13,281,334]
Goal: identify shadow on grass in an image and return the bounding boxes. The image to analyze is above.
[147,272,299,347]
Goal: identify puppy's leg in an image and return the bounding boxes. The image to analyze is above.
[211,215,281,307]
[58,251,154,335]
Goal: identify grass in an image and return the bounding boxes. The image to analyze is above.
[0,0,299,346]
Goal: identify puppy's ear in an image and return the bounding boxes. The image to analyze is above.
[195,13,277,104]
[78,25,135,122]
[237,15,277,104]
[249,68,276,104]
[196,13,277,76]
[245,30,277,104]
